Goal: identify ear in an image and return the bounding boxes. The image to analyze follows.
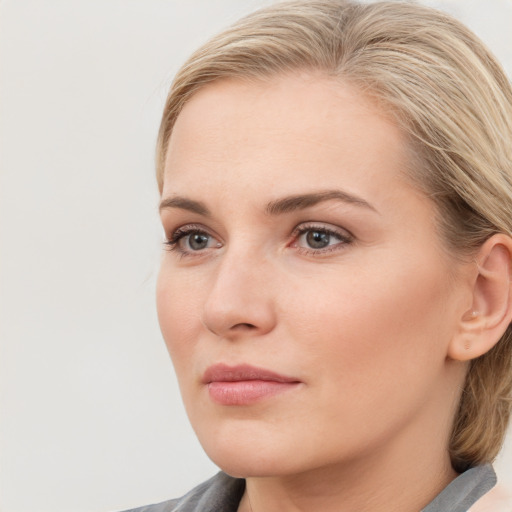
[448,234,512,361]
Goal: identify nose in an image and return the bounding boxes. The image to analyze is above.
[201,250,277,339]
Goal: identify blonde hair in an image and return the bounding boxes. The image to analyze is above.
[156,0,512,471]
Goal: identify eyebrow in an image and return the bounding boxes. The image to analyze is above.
[159,189,377,216]
[265,190,377,215]
[159,196,211,216]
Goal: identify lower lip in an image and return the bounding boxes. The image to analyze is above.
[207,380,299,405]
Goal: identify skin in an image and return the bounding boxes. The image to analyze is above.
[156,72,475,512]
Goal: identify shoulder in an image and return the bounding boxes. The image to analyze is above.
[121,472,245,512]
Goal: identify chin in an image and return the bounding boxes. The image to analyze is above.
[195,421,309,478]
[210,450,307,479]
[195,419,351,480]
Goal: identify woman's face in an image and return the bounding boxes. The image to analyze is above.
[157,73,469,477]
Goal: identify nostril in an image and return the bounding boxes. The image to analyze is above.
[232,323,256,330]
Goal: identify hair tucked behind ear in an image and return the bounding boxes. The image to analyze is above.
[156,0,512,472]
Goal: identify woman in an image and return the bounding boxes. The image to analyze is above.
[128,1,512,510]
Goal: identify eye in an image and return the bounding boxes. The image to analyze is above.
[165,225,222,255]
[302,230,333,249]
[293,224,353,253]
[185,232,212,251]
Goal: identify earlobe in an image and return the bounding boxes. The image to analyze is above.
[448,234,512,362]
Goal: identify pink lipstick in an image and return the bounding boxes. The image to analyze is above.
[202,364,301,405]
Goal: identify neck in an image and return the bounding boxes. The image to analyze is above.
[240,449,457,512]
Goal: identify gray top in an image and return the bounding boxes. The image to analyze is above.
[124,464,496,512]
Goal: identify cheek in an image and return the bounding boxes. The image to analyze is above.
[287,255,454,389]
[272,262,455,458]
[156,266,203,365]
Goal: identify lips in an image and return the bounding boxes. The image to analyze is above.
[202,363,301,405]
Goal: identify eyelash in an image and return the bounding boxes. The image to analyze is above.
[291,223,353,255]
[163,224,216,256]
[164,223,354,257]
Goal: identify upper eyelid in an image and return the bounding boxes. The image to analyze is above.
[168,223,216,238]
[292,221,354,238]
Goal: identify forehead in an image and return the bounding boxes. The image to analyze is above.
[163,72,412,201]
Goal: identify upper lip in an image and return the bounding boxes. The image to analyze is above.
[202,363,299,384]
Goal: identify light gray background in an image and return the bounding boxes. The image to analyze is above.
[1,1,511,511]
